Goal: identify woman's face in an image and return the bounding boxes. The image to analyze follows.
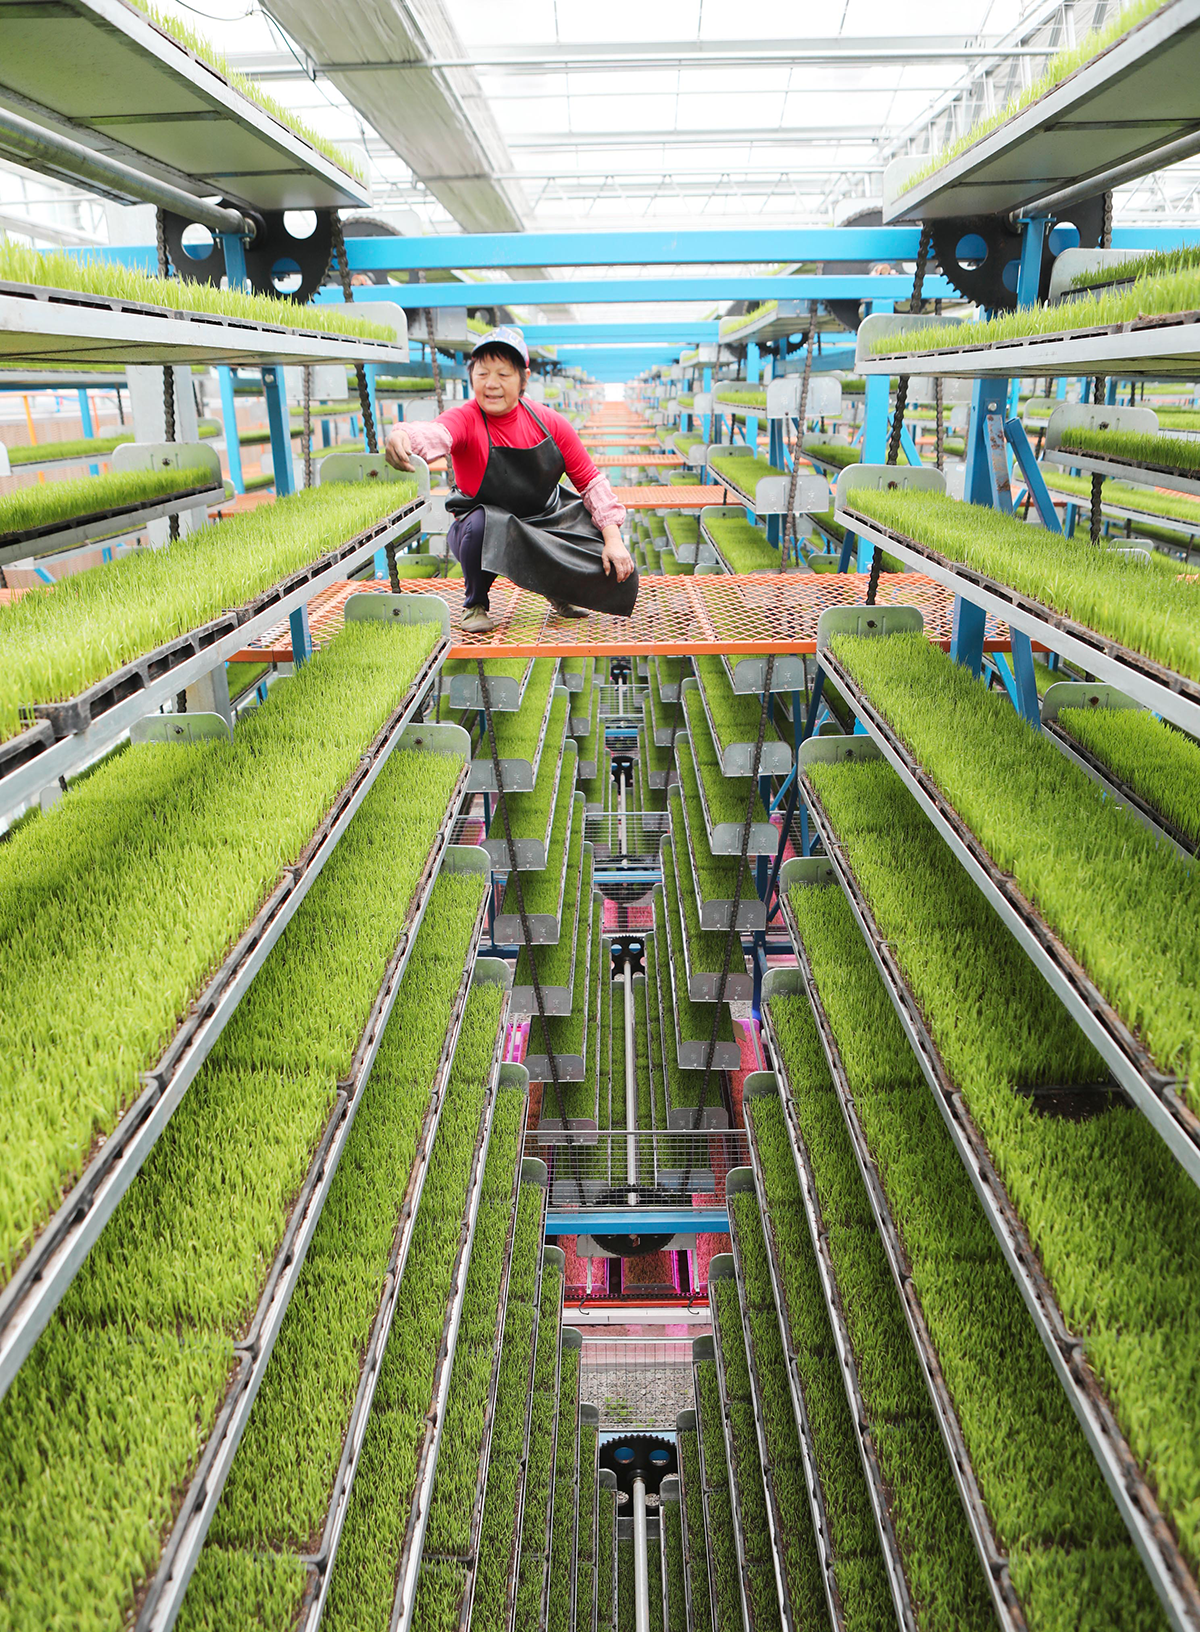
[472,352,523,415]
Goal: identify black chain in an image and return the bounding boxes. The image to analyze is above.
[685,654,776,1188]
[868,224,933,605]
[1090,471,1105,545]
[302,366,313,489]
[933,299,945,472]
[329,213,378,454]
[155,209,180,541]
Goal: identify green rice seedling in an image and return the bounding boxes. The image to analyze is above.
[0,617,440,1285]
[0,477,415,741]
[597,1488,617,1632]
[648,1533,664,1632]
[172,1545,308,1632]
[728,1194,844,1627]
[642,954,668,1132]
[121,0,364,175]
[179,872,488,1581]
[842,488,1200,683]
[680,695,769,832]
[548,1349,582,1632]
[660,553,693,575]
[715,387,769,410]
[1070,246,1200,290]
[578,699,609,807]
[669,769,758,917]
[694,655,787,757]
[321,979,507,1632]
[702,511,778,572]
[1056,704,1200,845]
[661,834,729,983]
[667,514,699,552]
[442,656,531,686]
[571,657,597,730]
[512,1257,566,1628]
[645,932,684,1118]
[749,1037,993,1631]
[0,734,466,1632]
[808,751,1200,1582]
[376,376,439,392]
[499,696,571,846]
[0,243,392,338]
[8,432,134,465]
[223,660,269,700]
[480,658,557,766]
[805,441,860,470]
[663,1492,686,1632]
[0,464,216,541]
[638,704,670,812]
[509,775,581,963]
[709,1277,785,1632]
[694,1360,741,1632]
[618,1539,635,1632]
[525,860,596,1094]
[1057,425,1200,475]
[831,630,1200,1087]
[900,1,1168,190]
[788,881,1170,1631]
[707,452,785,496]
[464,1193,545,1632]
[678,1428,711,1632]
[575,1425,599,1632]
[655,869,737,1061]
[1040,467,1200,530]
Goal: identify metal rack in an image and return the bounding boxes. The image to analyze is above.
[773,879,1026,1632]
[652,890,742,1072]
[469,679,567,794]
[669,783,766,932]
[831,497,1200,740]
[806,649,1200,1192]
[509,825,590,1013]
[136,839,492,1632]
[299,948,514,1631]
[675,735,775,857]
[0,468,225,566]
[687,673,792,777]
[482,732,575,872]
[783,796,1200,1632]
[0,688,459,1406]
[496,784,582,947]
[742,1065,917,1632]
[659,836,753,1004]
[692,1336,755,1632]
[523,891,599,1084]
[445,657,537,712]
[0,499,436,824]
[501,1244,562,1632]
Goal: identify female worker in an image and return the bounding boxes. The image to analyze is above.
[384,325,638,633]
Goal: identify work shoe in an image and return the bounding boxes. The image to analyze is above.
[549,599,588,619]
[461,605,497,634]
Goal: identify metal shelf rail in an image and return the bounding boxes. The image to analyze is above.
[785,789,1200,1632]
[0,669,456,1405]
[692,1335,755,1632]
[136,838,490,1632]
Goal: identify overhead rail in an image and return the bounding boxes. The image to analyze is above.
[314,275,961,309]
[0,0,368,210]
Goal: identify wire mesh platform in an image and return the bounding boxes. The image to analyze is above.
[580,1341,698,1434]
[230,573,1014,662]
[614,486,734,509]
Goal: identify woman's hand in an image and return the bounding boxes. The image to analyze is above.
[601,526,635,583]
[384,424,414,471]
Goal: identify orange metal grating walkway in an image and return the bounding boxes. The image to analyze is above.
[230,571,1015,663]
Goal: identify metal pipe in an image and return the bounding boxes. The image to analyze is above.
[1013,124,1200,219]
[0,106,253,239]
[633,1476,650,1632]
[624,957,638,1202]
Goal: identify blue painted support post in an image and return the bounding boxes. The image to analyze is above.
[1016,218,1048,307]
[217,367,245,495]
[363,364,380,452]
[769,419,785,467]
[75,388,100,475]
[984,412,1014,514]
[702,366,712,446]
[289,602,312,667]
[262,367,294,496]
[220,233,248,290]
[950,597,987,677]
[1004,416,1063,533]
[857,301,892,571]
[1008,633,1041,727]
[745,342,760,454]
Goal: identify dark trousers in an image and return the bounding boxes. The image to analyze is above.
[447,508,496,609]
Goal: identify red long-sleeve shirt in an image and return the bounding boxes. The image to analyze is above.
[405,398,627,528]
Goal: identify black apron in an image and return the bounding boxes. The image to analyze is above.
[446,400,639,617]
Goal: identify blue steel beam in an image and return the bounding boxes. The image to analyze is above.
[313,274,959,307]
[522,322,721,342]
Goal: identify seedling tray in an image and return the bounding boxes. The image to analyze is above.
[0,692,460,1407]
[515,1283,569,1632]
[3,496,432,820]
[670,782,766,933]
[468,677,563,794]
[0,478,226,566]
[296,928,505,1630]
[134,831,483,1632]
[653,887,741,1074]
[483,703,572,870]
[495,771,580,946]
[692,668,792,777]
[676,721,775,856]
[691,1340,753,1632]
[705,1276,771,1632]
[1042,444,1200,501]
[783,802,1200,1632]
[445,657,536,711]
[523,891,597,1085]
[647,663,684,748]
[501,1242,561,1632]
[770,893,1025,1632]
[834,501,1200,739]
[507,817,589,1009]
[660,835,753,1004]
[813,645,1200,1190]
